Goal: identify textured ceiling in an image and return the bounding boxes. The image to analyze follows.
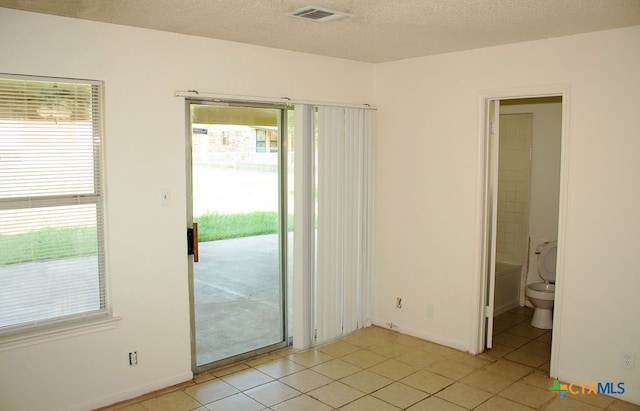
[1,0,639,63]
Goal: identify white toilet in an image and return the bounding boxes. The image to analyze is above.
[525,241,557,329]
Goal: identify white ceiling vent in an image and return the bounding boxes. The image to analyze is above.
[287,6,351,22]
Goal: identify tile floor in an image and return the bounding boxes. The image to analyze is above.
[99,307,639,410]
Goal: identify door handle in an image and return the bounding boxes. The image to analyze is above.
[193,223,199,262]
[187,223,199,262]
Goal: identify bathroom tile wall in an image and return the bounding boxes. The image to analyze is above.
[496,113,533,265]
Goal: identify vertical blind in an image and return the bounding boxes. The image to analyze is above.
[315,106,373,343]
[0,74,106,332]
[293,104,316,349]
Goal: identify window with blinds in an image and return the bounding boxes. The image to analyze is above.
[0,74,107,333]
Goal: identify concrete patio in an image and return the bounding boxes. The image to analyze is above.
[193,233,292,366]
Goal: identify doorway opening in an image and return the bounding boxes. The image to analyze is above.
[186,101,294,373]
[479,93,567,377]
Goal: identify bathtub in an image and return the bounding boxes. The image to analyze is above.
[494,262,521,316]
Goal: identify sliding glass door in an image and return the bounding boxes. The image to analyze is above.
[187,102,289,371]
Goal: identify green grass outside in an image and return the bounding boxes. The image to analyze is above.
[0,226,98,265]
[1,212,292,265]
[195,211,281,242]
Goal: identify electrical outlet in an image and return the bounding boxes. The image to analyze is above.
[129,351,138,366]
[622,352,635,370]
[396,297,402,309]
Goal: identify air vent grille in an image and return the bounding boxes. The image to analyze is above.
[287,7,350,22]
[294,8,334,20]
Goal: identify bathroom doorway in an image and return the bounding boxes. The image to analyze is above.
[478,90,567,378]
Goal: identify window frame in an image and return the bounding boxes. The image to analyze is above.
[0,73,111,341]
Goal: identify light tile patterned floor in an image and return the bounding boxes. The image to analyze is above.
[99,307,640,410]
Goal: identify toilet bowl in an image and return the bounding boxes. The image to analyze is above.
[525,241,557,329]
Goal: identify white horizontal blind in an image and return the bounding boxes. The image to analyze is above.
[0,75,106,332]
[315,106,373,344]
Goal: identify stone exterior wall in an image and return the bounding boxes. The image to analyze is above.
[192,124,278,167]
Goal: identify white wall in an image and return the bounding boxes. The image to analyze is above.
[0,8,372,411]
[500,101,562,287]
[373,25,640,404]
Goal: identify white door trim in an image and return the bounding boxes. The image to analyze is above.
[472,84,571,379]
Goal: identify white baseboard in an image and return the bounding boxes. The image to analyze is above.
[68,371,194,411]
[371,319,469,352]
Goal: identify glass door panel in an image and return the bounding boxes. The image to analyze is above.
[188,103,287,370]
